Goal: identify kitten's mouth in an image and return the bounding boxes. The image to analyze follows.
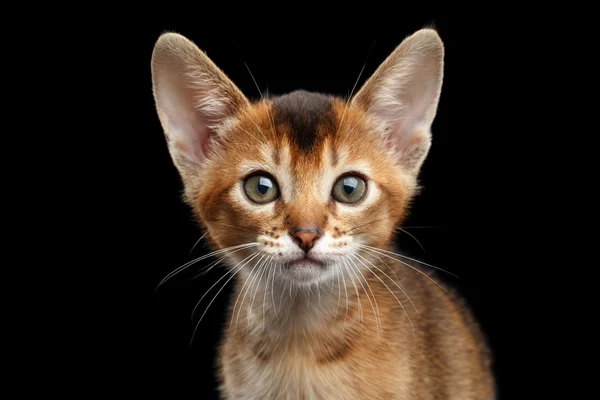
[281,255,331,284]
[289,255,326,269]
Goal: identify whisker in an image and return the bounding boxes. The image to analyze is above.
[188,231,208,255]
[189,251,259,344]
[346,217,395,235]
[291,283,298,304]
[232,254,266,333]
[357,245,454,298]
[341,40,377,143]
[279,279,288,314]
[342,110,370,149]
[229,258,259,330]
[234,104,269,142]
[242,107,270,142]
[248,255,272,332]
[342,256,364,331]
[359,249,419,315]
[271,263,280,319]
[401,226,450,230]
[190,252,259,323]
[208,221,264,235]
[155,243,259,291]
[238,126,267,146]
[353,252,415,341]
[262,257,275,330]
[360,244,459,278]
[335,263,342,314]
[238,254,271,335]
[395,227,426,254]
[191,245,255,279]
[347,254,382,335]
[243,61,278,142]
[316,276,321,309]
[340,261,350,330]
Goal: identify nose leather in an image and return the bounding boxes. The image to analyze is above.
[290,229,322,253]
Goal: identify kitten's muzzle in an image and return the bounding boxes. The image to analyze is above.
[290,228,322,253]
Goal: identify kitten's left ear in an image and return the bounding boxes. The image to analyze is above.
[352,29,444,176]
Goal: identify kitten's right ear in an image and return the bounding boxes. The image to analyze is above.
[151,33,249,180]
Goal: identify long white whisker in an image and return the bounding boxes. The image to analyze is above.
[190,251,259,322]
[271,262,280,319]
[357,245,454,297]
[316,276,321,309]
[401,226,449,230]
[238,255,271,335]
[232,254,266,333]
[192,245,256,279]
[395,227,426,254]
[341,41,376,143]
[189,252,259,344]
[246,255,271,333]
[279,280,288,313]
[243,61,278,141]
[347,254,382,335]
[255,255,273,332]
[188,231,208,255]
[262,257,275,330]
[340,261,350,330]
[361,244,459,278]
[335,263,342,314]
[359,249,419,315]
[156,243,258,290]
[342,256,364,330]
[353,252,416,341]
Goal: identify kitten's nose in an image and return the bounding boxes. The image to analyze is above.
[290,228,322,253]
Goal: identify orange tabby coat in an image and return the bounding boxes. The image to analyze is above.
[151,29,495,399]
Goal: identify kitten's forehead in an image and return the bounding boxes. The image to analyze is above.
[271,90,337,155]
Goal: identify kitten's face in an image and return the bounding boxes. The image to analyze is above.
[195,95,413,284]
[151,30,444,286]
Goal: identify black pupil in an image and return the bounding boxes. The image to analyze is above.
[343,177,358,195]
[257,177,272,195]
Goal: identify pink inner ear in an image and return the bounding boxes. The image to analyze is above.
[161,90,212,167]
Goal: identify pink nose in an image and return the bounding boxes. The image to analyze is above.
[291,229,321,253]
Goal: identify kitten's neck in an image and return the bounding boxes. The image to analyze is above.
[232,275,344,334]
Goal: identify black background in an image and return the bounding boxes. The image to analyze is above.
[80,16,538,399]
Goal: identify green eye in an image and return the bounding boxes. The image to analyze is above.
[243,174,280,204]
[332,175,367,204]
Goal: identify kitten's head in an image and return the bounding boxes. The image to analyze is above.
[151,30,444,286]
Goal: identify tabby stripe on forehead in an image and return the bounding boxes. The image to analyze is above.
[271,90,337,153]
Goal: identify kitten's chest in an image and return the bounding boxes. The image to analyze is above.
[222,349,354,400]
[219,334,406,400]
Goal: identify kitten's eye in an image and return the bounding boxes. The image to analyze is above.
[243,174,280,204]
[332,175,367,204]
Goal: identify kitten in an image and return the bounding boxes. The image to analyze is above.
[151,29,495,399]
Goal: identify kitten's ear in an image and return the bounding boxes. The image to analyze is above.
[352,29,444,175]
[151,33,249,179]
